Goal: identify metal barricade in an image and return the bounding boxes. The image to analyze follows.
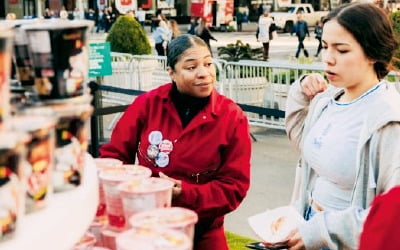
[222,60,325,129]
[102,52,136,105]
[132,55,169,91]
[99,54,400,131]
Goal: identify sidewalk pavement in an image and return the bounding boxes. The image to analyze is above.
[224,127,299,239]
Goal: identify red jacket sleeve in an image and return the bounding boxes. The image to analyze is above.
[99,95,145,163]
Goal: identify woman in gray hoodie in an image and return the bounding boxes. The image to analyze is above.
[284,3,400,249]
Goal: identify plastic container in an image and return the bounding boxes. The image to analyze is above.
[72,231,97,250]
[94,158,123,217]
[21,98,93,192]
[129,207,198,241]
[99,166,152,230]
[9,115,56,213]
[116,228,192,250]
[0,131,29,243]
[117,177,174,226]
[6,19,36,87]
[0,25,14,128]
[22,20,93,100]
[101,228,123,250]
[88,216,108,247]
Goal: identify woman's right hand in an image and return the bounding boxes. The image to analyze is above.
[300,73,328,100]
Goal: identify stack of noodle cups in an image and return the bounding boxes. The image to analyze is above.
[0,18,94,245]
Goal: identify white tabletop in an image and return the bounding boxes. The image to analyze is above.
[1,153,99,250]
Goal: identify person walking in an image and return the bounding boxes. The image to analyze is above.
[169,19,181,40]
[291,13,310,58]
[100,34,251,250]
[285,3,400,249]
[257,10,273,61]
[137,7,146,28]
[152,19,170,56]
[195,19,217,51]
[314,20,323,57]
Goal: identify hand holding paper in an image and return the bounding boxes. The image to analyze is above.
[248,206,305,244]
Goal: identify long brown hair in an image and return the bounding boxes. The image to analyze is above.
[324,3,399,79]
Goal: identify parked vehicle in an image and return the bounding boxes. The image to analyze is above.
[270,4,328,33]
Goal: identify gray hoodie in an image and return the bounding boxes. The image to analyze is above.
[285,79,400,250]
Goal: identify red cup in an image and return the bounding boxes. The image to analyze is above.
[101,227,122,250]
[129,207,198,241]
[93,158,123,217]
[116,228,192,250]
[99,166,151,230]
[117,177,174,226]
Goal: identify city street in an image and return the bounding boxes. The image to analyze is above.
[90,21,322,63]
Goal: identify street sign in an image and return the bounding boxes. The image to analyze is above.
[89,42,112,77]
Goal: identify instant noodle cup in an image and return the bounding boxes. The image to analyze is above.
[116,228,192,250]
[129,207,198,241]
[0,25,14,129]
[117,177,174,226]
[6,19,36,87]
[99,166,152,230]
[21,98,93,192]
[0,131,29,243]
[72,231,97,250]
[101,227,123,250]
[9,115,56,213]
[94,158,123,217]
[22,20,93,100]
[88,216,108,246]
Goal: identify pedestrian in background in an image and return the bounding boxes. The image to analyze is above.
[285,3,400,249]
[100,34,251,250]
[257,10,273,61]
[314,20,323,57]
[169,19,181,40]
[291,13,310,58]
[235,8,244,32]
[188,17,200,35]
[195,19,217,52]
[137,7,146,28]
[152,19,170,56]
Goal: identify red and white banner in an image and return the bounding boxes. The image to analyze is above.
[115,0,136,14]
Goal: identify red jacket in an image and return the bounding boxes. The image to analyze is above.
[359,186,400,250]
[100,83,251,249]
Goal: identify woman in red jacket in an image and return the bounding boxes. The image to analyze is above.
[100,34,252,250]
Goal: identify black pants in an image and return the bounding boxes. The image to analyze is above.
[316,38,322,56]
[262,42,270,60]
[295,37,308,58]
[155,43,165,56]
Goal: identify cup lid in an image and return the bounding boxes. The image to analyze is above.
[10,115,56,132]
[129,207,198,229]
[0,130,30,149]
[22,19,94,31]
[99,166,152,183]
[117,177,174,194]
[116,228,191,250]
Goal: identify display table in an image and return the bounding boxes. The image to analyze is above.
[2,153,99,250]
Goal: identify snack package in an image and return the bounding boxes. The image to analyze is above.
[248,206,305,244]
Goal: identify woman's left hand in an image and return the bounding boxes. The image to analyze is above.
[286,229,305,250]
[159,172,182,198]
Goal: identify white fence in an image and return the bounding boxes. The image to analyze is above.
[99,53,400,130]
